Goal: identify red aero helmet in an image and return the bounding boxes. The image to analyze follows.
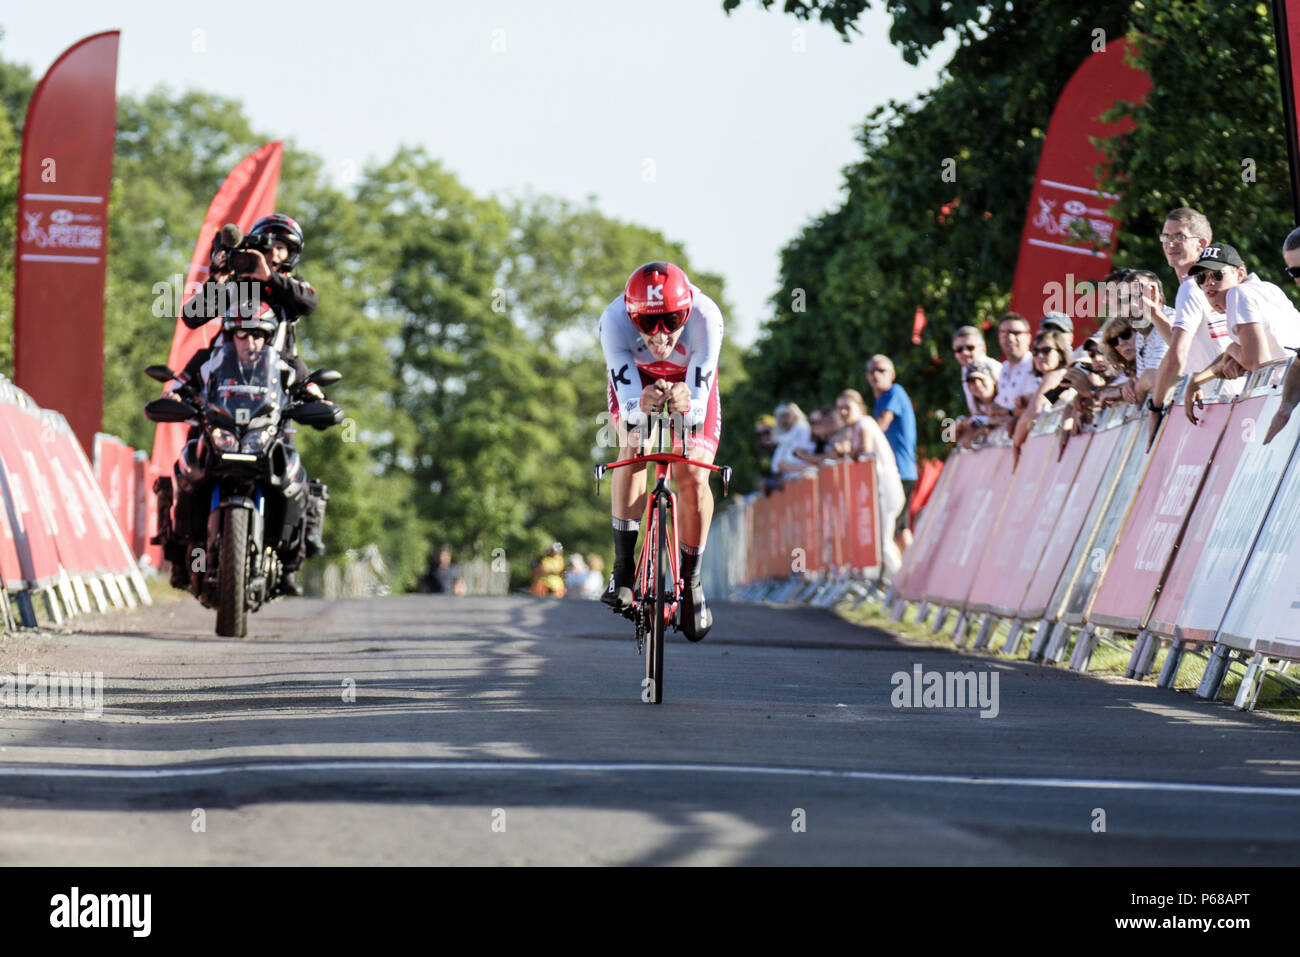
[624,261,693,336]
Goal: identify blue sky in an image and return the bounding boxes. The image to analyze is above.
[3,1,952,345]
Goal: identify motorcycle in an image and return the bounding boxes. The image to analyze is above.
[144,337,342,637]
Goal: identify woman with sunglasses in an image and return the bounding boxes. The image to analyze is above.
[1011,328,1072,450]
[597,261,724,642]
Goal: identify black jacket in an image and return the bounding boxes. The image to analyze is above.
[180,270,317,329]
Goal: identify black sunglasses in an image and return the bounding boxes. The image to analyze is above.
[952,344,978,353]
[1286,265,1300,280]
[1031,346,1058,357]
[1194,268,1228,285]
[1105,329,1134,347]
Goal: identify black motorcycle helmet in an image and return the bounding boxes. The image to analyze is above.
[246,213,304,271]
[222,300,278,338]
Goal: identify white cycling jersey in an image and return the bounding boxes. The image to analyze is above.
[598,282,724,428]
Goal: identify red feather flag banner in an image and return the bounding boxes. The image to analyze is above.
[911,305,927,345]
[149,141,283,478]
[1007,36,1151,344]
[13,31,120,456]
[1273,0,1300,223]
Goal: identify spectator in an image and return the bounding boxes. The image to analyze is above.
[582,554,607,600]
[865,355,918,552]
[1127,267,1176,347]
[954,357,1001,448]
[1012,328,1072,450]
[990,312,1036,431]
[771,402,815,477]
[794,406,842,466]
[1041,311,1073,339]
[530,543,566,597]
[1095,314,1144,407]
[1148,207,1231,428]
[1264,226,1300,444]
[951,325,989,414]
[422,546,454,593]
[1184,242,1300,423]
[564,553,590,597]
[753,414,777,493]
[831,388,906,573]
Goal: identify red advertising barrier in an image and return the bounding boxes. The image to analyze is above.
[924,445,1014,605]
[1014,429,1094,619]
[1153,391,1295,640]
[967,431,1054,615]
[94,433,136,552]
[0,400,67,588]
[1089,399,1233,631]
[1020,424,1125,620]
[134,453,163,569]
[894,448,967,599]
[845,459,881,570]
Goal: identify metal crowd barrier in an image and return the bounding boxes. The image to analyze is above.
[710,359,1300,711]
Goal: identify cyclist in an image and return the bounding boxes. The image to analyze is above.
[598,261,723,642]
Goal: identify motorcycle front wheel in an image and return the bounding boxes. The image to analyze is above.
[216,507,250,638]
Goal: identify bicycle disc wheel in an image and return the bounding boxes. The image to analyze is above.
[646,494,668,704]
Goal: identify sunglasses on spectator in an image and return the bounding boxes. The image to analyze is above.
[952,343,978,353]
[1286,265,1300,280]
[1106,329,1134,347]
[629,309,689,336]
[1031,346,1058,357]
[865,366,889,374]
[1194,268,1229,285]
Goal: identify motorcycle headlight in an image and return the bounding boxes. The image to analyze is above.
[242,426,276,453]
[210,428,239,453]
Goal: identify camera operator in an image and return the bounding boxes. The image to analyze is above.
[180,214,316,358]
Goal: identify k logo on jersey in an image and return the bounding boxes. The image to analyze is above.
[610,364,631,386]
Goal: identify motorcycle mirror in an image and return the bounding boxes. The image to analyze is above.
[144,398,197,423]
[306,368,342,388]
[145,365,178,383]
[289,400,344,430]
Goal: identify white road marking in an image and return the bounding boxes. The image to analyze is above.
[0,759,1297,797]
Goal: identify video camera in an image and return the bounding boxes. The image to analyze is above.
[209,223,276,277]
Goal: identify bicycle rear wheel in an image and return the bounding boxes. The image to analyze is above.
[645,493,668,704]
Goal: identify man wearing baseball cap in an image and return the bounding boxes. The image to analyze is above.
[1183,242,1300,424]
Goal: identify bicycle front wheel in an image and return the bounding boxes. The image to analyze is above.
[645,493,668,704]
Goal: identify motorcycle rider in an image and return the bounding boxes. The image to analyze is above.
[167,215,327,595]
[164,304,331,597]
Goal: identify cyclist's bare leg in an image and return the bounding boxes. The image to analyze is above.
[601,437,651,609]
[671,443,715,641]
[670,443,715,550]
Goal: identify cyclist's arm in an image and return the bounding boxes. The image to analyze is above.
[682,296,724,426]
[598,310,647,429]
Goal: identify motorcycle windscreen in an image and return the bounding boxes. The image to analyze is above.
[204,342,285,428]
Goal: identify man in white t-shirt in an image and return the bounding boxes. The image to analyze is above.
[1184,242,1300,423]
[989,312,1035,430]
[1148,208,1231,435]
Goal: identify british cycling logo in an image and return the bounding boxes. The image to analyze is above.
[890,664,999,718]
[0,665,103,718]
[49,888,150,937]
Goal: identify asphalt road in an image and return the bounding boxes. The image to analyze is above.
[0,592,1298,865]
